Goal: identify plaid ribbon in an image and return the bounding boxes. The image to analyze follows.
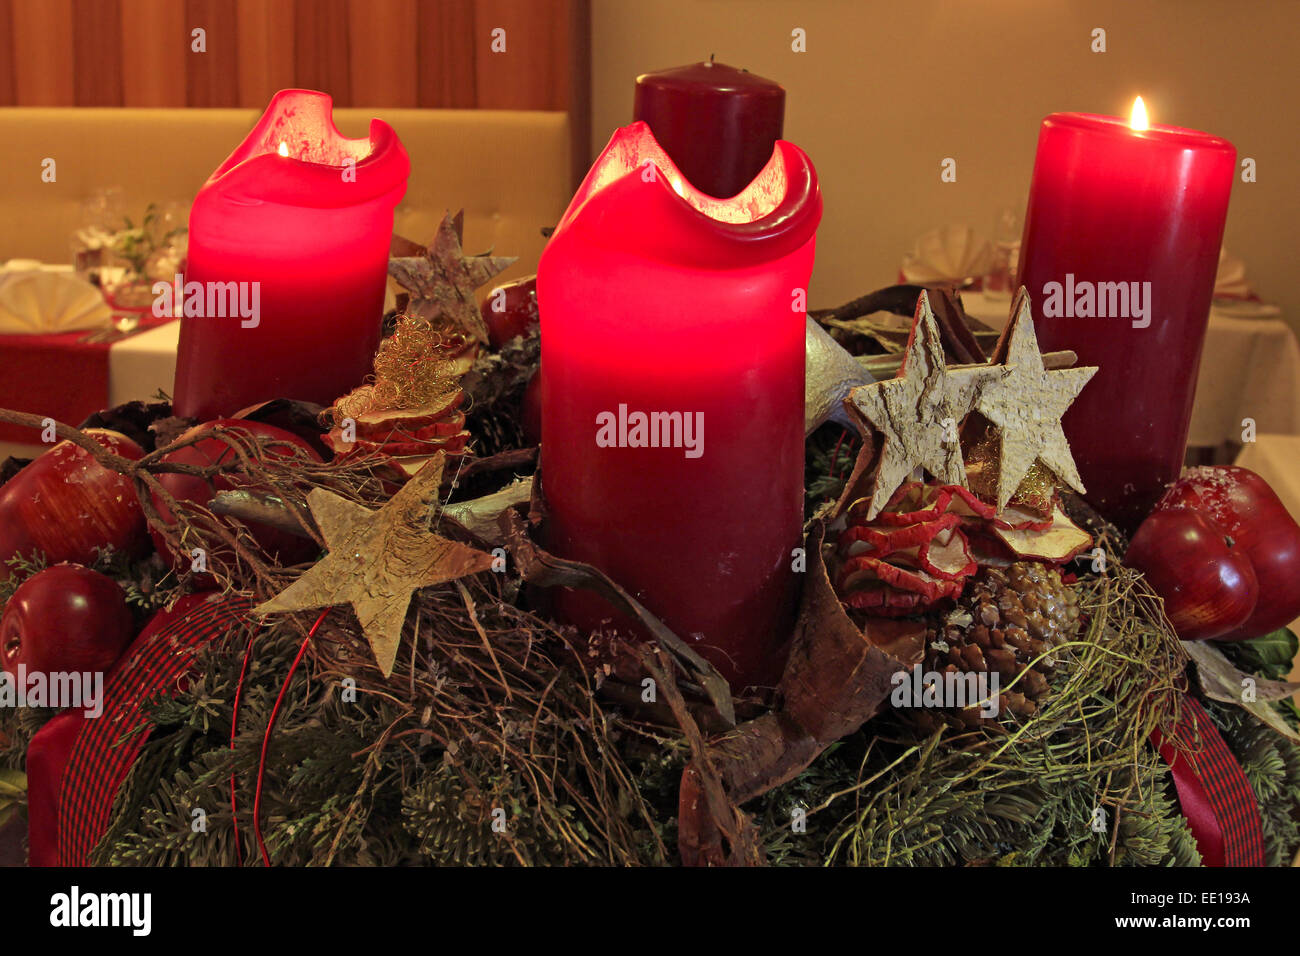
[1152,695,1266,867]
[58,593,252,866]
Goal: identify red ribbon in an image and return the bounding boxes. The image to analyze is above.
[23,593,251,866]
[1151,696,1266,866]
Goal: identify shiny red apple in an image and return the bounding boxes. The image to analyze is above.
[481,275,538,349]
[1165,467,1300,634]
[0,429,147,577]
[1152,466,1300,640]
[1126,507,1259,641]
[0,563,135,679]
[149,418,321,569]
[23,590,221,866]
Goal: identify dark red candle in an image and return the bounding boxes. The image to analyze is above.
[1017,101,1235,532]
[174,90,409,420]
[633,59,784,199]
[538,122,821,689]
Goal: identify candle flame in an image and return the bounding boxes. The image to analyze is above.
[277,141,289,157]
[1130,96,1149,131]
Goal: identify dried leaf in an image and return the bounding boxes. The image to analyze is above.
[674,521,921,864]
[805,315,871,435]
[498,508,735,727]
[1184,639,1300,743]
[442,478,533,545]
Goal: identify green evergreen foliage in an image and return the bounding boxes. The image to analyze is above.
[2,452,1296,868]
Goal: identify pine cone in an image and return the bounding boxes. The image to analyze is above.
[916,562,1081,729]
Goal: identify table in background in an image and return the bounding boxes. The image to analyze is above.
[0,320,178,461]
[963,292,1300,452]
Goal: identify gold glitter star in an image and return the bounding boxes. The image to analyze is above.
[254,454,494,677]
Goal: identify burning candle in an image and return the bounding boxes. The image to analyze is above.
[1016,99,1235,531]
[173,90,409,420]
[538,122,821,689]
[633,59,785,199]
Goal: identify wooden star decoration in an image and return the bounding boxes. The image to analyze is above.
[254,453,495,677]
[846,290,1007,519]
[971,288,1098,511]
[388,210,517,344]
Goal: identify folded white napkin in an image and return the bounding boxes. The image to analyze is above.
[0,268,112,334]
[901,225,994,284]
[1215,247,1252,299]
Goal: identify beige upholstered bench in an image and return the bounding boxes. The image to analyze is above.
[0,106,570,457]
[0,106,572,277]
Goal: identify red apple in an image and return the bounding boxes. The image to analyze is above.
[1126,508,1259,641]
[149,418,321,569]
[0,429,146,577]
[1155,466,1300,640]
[23,590,222,866]
[481,275,538,349]
[1,564,135,679]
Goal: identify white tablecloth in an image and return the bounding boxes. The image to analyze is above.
[108,318,180,406]
[964,293,1300,450]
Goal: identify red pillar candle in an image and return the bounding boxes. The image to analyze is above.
[173,90,409,420]
[633,60,785,199]
[1016,101,1235,531]
[538,122,821,689]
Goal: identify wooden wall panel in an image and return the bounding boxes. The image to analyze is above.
[186,0,241,106]
[121,0,187,106]
[417,0,477,108]
[567,0,591,182]
[2,0,589,118]
[474,0,569,111]
[11,0,76,105]
[293,0,351,106]
[349,0,417,107]
[0,0,14,106]
[234,0,295,106]
[71,0,125,105]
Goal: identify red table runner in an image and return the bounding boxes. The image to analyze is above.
[0,317,172,444]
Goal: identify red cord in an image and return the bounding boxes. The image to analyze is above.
[252,607,331,867]
[229,628,258,867]
[839,438,857,480]
[829,429,846,483]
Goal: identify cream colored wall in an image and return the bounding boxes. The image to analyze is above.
[591,0,1298,330]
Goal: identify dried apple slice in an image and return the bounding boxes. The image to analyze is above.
[835,554,965,606]
[991,503,1092,563]
[837,512,960,558]
[841,582,932,616]
[854,481,997,526]
[346,390,468,434]
[924,525,977,579]
[989,501,1055,533]
[963,527,1016,567]
[838,514,975,581]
